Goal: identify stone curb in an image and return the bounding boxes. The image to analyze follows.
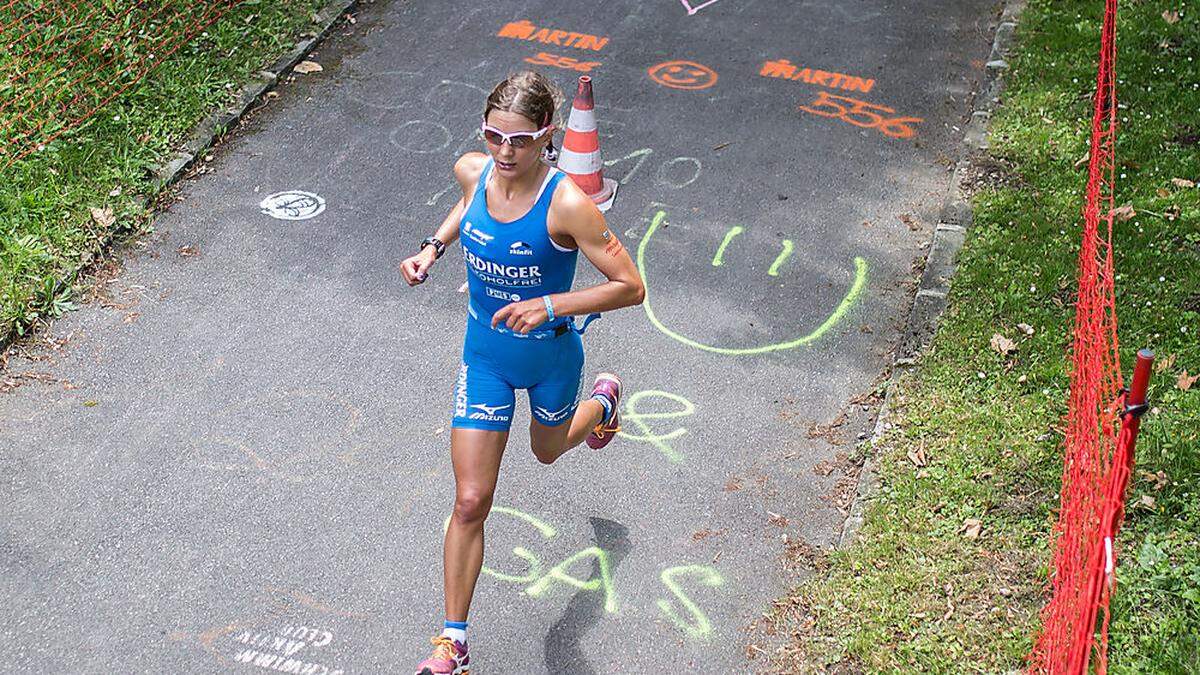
[0,0,359,355]
[150,0,359,190]
[838,0,1028,547]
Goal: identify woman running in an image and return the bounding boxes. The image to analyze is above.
[398,70,645,675]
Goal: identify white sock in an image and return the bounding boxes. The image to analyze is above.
[441,623,467,645]
[591,393,613,423]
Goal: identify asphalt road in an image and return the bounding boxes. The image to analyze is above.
[2,0,996,671]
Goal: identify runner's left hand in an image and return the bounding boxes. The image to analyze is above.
[492,299,549,334]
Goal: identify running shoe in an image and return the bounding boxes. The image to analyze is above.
[586,373,622,449]
[414,636,469,675]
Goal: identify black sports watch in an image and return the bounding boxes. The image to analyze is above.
[419,236,445,259]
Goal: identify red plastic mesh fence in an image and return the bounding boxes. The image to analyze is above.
[1027,0,1132,672]
[0,0,245,173]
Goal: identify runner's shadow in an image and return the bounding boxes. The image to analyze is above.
[543,517,631,675]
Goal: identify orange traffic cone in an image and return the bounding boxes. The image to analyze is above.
[558,76,617,212]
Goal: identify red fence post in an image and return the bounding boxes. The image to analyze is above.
[1119,349,1155,447]
[1069,349,1154,674]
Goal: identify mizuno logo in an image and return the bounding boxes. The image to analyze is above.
[535,400,577,423]
[468,402,512,422]
[471,403,511,416]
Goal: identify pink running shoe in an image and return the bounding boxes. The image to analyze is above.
[414,636,469,675]
[586,373,622,449]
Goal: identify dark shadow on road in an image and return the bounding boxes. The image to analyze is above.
[543,517,631,675]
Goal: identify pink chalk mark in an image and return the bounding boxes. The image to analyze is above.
[679,0,723,15]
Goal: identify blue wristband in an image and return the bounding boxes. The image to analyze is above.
[543,295,556,322]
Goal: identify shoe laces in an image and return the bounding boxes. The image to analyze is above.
[429,635,458,659]
[592,420,621,439]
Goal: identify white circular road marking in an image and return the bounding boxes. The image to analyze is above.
[259,190,326,220]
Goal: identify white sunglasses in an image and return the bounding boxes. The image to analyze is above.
[479,121,553,149]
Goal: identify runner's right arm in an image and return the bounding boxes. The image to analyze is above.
[399,153,488,286]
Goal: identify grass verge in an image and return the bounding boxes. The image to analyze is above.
[0,0,331,343]
[757,0,1200,671]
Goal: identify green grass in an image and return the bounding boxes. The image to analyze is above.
[0,0,329,342]
[760,0,1200,671]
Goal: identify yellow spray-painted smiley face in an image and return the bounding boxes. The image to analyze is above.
[637,210,869,356]
[647,60,719,90]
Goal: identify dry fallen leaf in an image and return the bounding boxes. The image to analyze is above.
[812,460,836,477]
[108,186,122,197]
[1155,353,1177,374]
[1157,187,1171,198]
[176,245,200,257]
[962,518,983,539]
[1139,470,1169,491]
[1111,204,1136,221]
[1074,151,1090,169]
[1138,495,1156,510]
[1163,9,1180,23]
[1178,370,1199,391]
[942,583,956,621]
[90,206,115,229]
[991,333,1018,356]
[906,443,927,467]
[1017,323,1035,336]
[1171,177,1196,189]
[294,60,323,74]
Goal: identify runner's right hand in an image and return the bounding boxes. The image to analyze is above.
[399,249,437,286]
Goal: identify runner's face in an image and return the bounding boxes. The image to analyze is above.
[484,109,550,178]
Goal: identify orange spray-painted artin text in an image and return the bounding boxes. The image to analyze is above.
[498,20,609,51]
[760,59,875,93]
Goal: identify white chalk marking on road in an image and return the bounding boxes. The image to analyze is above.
[259,191,326,220]
[679,0,724,15]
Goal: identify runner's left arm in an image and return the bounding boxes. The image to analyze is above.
[491,184,644,332]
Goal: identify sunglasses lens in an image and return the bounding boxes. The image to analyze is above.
[509,135,531,149]
[482,129,505,145]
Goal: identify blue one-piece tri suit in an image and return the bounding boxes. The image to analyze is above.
[452,158,585,432]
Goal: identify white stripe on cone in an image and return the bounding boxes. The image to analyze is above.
[566,108,597,133]
[558,147,604,174]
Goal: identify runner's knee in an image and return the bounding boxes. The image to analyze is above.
[452,489,493,525]
[530,440,565,464]
[529,422,569,464]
